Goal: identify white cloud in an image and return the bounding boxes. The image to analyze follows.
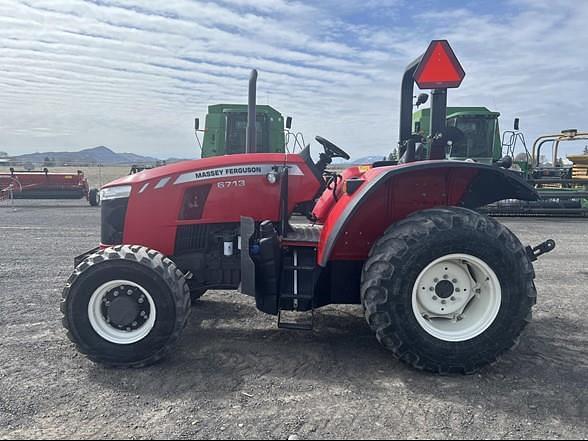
[0,0,586,161]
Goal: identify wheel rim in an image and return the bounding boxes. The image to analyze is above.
[88,280,157,345]
[412,254,502,342]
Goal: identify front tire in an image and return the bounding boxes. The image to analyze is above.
[361,207,536,374]
[189,288,207,304]
[61,245,190,368]
[89,188,100,207]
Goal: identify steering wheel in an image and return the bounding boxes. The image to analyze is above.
[315,136,351,160]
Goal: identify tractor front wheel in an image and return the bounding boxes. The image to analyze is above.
[361,207,536,374]
[190,288,207,304]
[89,188,100,206]
[61,245,190,368]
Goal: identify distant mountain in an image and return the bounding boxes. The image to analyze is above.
[336,155,386,165]
[12,146,159,166]
[350,155,387,164]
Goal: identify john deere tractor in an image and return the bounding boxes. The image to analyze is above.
[411,105,588,216]
[196,104,286,157]
[412,107,501,165]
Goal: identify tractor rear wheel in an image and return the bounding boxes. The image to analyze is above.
[361,207,536,374]
[61,245,190,368]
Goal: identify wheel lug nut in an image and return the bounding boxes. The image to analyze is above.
[452,279,457,283]
[432,296,438,301]
[441,300,447,304]
[138,297,144,304]
[455,288,460,293]
[113,291,119,297]
[434,278,439,283]
[451,296,456,301]
[127,290,133,295]
[443,275,449,279]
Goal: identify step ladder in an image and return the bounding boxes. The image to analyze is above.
[277,248,316,331]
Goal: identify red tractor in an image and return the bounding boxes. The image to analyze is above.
[62,42,554,374]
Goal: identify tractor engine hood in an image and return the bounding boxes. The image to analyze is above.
[99,152,322,256]
[103,153,299,189]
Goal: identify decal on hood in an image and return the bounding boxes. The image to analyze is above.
[173,164,303,185]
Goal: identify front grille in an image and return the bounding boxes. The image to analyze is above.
[175,224,210,253]
[101,198,128,245]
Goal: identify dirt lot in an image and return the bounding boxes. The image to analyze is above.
[0,200,586,439]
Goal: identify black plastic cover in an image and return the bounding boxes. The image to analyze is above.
[101,198,128,245]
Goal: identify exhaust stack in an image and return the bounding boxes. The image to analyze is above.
[246,69,258,153]
[398,56,422,158]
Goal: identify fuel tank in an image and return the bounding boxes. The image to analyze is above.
[312,165,371,223]
[102,151,322,255]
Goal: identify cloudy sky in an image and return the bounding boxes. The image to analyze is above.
[1,0,587,160]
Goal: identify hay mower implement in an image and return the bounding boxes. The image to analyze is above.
[62,40,555,374]
[0,168,99,206]
[484,128,588,216]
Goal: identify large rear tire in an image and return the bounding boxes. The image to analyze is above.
[61,245,190,368]
[361,207,536,374]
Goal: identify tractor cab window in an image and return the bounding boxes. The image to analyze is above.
[447,116,495,159]
[225,112,270,154]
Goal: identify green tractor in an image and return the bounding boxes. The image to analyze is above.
[412,107,502,165]
[410,105,588,216]
[195,104,302,158]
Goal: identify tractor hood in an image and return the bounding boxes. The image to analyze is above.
[102,153,295,189]
[99,151,323,256]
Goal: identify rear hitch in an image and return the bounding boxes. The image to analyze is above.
[526,239,556,262]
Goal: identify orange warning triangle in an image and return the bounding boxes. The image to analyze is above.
[414,40,465,89]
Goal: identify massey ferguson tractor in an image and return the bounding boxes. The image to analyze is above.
[61,41,555,374]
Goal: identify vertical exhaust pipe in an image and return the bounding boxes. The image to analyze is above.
[246,69,258,153]
[398,56,423,157]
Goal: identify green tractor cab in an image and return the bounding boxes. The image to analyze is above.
[412,107,501,165]
[196,104,289,158]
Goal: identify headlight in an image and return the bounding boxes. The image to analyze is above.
[266,172,278,184]
[100,185,132,201]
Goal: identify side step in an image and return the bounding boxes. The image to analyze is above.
[278,309,314,331]
[277,247,317,331]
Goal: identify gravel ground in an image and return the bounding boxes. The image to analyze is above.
[0,200,586,440]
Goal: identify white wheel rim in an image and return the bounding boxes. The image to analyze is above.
[88,280,157,345]
[412,254,502,342]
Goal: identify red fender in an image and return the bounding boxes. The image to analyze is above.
[317,161,538,266]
